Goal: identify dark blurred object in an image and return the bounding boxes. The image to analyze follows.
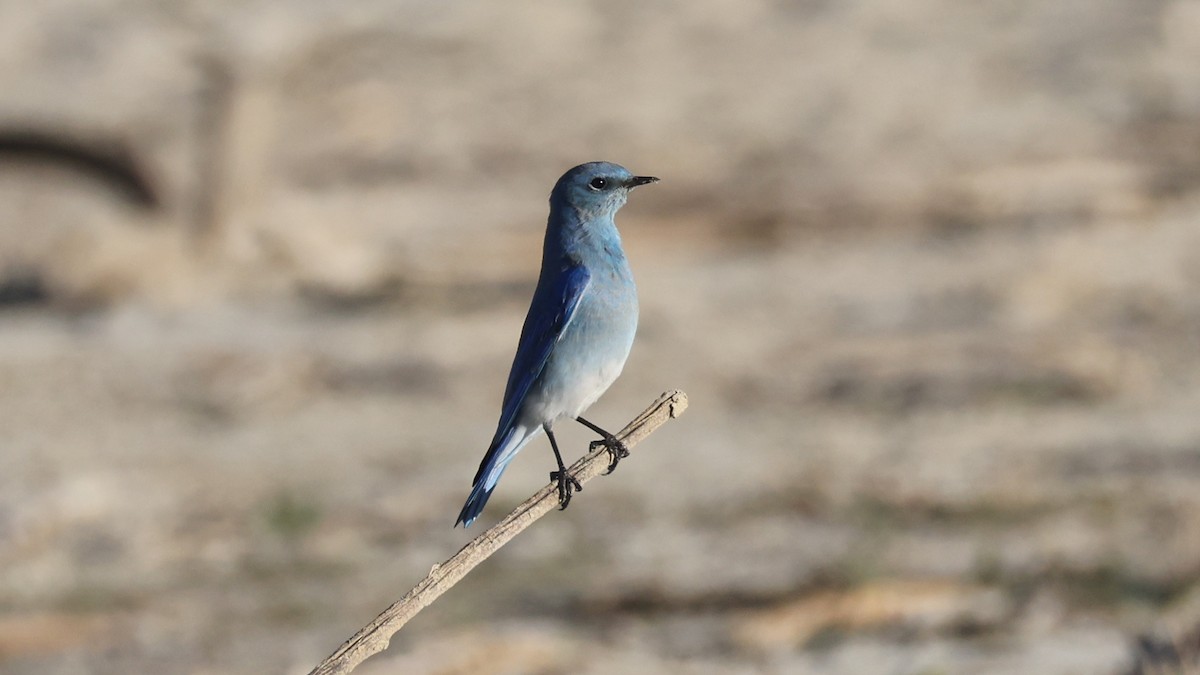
[0,129,158,208]
[0,270,48,307]
[1127,625,1200,675]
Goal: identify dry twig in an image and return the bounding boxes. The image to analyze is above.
[307,389,689,675]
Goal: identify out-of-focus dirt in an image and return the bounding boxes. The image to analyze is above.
[3,1,1200,673]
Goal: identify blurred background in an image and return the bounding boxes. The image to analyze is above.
[2,1,1200,673]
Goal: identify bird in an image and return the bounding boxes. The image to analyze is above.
[456,161,658,528]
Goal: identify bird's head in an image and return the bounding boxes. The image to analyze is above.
[550,161,659,218]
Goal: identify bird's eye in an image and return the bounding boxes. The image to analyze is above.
[588,177,608,191]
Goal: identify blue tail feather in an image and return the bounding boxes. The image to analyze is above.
[456,424,535,527]
[456,482,495,528]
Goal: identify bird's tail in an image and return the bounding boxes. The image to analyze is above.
[456,423,538,528]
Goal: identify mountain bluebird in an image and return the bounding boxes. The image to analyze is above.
[456,162,658,527]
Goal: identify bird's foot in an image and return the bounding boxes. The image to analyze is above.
[550,469,583,510]
[590,434,630,475]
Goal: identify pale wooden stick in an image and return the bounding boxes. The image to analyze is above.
[307,389,689,675]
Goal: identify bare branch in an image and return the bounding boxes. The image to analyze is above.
[307,389,689,675]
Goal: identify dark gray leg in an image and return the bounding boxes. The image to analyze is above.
[545,425,582,509]
[577,416,630,474]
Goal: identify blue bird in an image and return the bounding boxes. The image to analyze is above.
[456,162,658,528]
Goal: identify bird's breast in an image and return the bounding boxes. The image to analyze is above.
[524,273,638,423]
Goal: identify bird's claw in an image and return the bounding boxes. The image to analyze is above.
[591,436,630,475]
[550,470,582,510]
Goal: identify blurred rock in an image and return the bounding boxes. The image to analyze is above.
[732,580,1010,651]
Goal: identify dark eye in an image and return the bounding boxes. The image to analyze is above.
[588,177,608,191]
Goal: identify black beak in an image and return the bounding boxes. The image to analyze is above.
[627,175,660,188]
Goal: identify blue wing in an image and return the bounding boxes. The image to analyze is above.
[471,262,591,487]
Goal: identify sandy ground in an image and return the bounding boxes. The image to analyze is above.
[3,1,1200,674]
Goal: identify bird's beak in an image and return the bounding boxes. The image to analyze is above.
[626,175,660,188]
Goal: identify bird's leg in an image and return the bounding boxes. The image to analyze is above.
[545,426,582,510]
[576,416,629,475]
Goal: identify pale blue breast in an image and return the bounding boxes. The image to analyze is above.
[522,257,638,424]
